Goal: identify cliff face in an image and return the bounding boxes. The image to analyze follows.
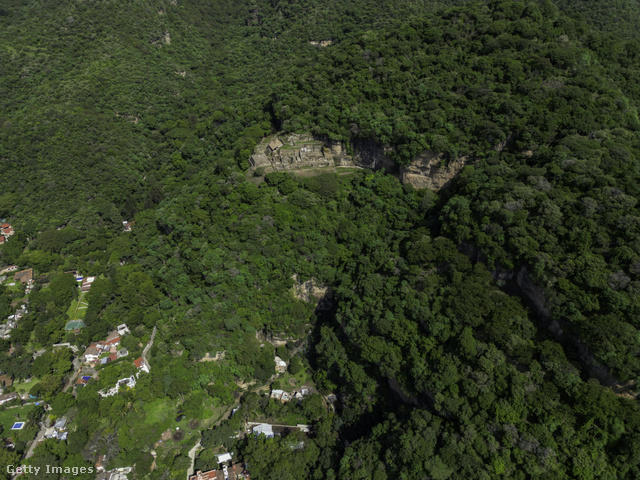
[291,274,334,311]
[400,152,468,191]
[249,133,468,191]
[491,263,617,387]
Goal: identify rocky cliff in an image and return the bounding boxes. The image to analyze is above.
[491,263,617,387]
[400,151,468,191]
[291,274,333,311]
[250,133,469,191]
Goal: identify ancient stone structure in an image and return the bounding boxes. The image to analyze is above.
[249,132,471,191]
[249,133,354,172]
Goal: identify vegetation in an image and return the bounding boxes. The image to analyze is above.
[1,0,640,479]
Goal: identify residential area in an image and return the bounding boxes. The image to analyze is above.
[0,221,331,480]
[0,259,155,480]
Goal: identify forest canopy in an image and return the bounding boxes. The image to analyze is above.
[2,0,640,479]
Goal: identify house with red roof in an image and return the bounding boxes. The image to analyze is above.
[133,357,150,374]
[1,224,13,237]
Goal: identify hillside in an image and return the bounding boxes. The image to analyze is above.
[1,1,640,479]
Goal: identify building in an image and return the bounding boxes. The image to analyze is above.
[0,392,18,405]
[116,348,128,359]
[0,374,13,387]
[0,236,4,245]
[96,467,132,480]
[95,455,106,473]
[53,417,67,431]
[217,452,233,463]
[1,224,14,237]
[75,376,92,388]
[189,470,217,480]
[83,343,102,363]
[133,357,150,374]
[14,268,33,284]
[103,335,121,350]
[253,423,274,438]
[122,221,135,232]
[266,137,284,153]
[189,463,249,480]
[0,265,17,274]
[106,330,120,340]
[81,276,96,292]
[274,356,287,373]
[270,389,292,402]
[0,324,11,339]
[117,324,130,336]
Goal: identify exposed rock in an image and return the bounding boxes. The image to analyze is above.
[250,133,353,172]
[351,138,397,172]
[255,330,289,347]
[115,111,139,124]
[309,40,333,47]
[249,132,468,190]
[400,152,468,191]
[151,31,171,45]
[493,263,617,386]
[291,274,329,304]
[198,351,225,362]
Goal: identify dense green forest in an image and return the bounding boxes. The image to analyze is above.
[2,0,640,479]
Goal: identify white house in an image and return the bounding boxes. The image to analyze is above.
[253,423,274,438]
[274,356,287,373]
[117,324,130,336]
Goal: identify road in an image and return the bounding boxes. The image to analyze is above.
[62,356,82,393]
[141,326,157,369]
[186,440,202,480]
[24,416,50,459]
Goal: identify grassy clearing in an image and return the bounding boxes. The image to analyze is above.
[66,292,87,320]
[13,377,40,393]
[272,369,314,392]
[0,404,39,442]
[144,398,174,425]
[2,277,23,293]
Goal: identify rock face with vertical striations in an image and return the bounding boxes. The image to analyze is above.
[400,151,468,191]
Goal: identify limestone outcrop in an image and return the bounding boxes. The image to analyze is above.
[291,274,328,304]
[249,132,470,191]
[400,152,468,191]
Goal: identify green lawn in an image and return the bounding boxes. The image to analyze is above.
[66,292,88,320]
[143,398,174,426]
[13,377,40,393]
[2,276,23,293]
[273,370,313,392]
[0,404,39,443]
